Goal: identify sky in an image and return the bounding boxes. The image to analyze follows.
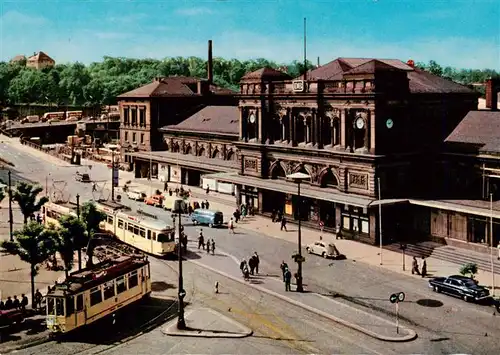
[0,0,499,69]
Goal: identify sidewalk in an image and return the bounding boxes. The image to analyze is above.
[129,177,500,295]
[186,245,416,342]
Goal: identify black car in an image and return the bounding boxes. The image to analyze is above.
[429,275,490,302]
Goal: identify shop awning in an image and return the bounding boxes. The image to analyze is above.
[207,172,376,208]
[409,199,500,219]
[129,151,238,173]
[368,199,409,207]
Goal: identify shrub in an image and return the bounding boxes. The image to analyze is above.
[459,262,478,279]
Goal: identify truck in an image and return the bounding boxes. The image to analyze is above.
[162,195,188,212]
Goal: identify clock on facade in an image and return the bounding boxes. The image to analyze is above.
[355,117,365,129]
[249,113,256,124]
[386,118,394,129]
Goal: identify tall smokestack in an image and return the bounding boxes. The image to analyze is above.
[486,78,499,111]
[317,56,320,68]
[207,40,213,84]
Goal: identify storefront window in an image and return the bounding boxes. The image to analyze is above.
[341,205,369,234]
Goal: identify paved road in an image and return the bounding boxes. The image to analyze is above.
[2,137,500,354]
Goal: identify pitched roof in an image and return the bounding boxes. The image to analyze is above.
[118,77,235,98]
[10,55,26,62]
[162,106,239,135]
[27,51,55,62]
[305,57,475,94]
[445,111,500,153]
[241,67,292,82]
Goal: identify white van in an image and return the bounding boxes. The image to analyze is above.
[127,190,146,201]
[162,195,187,212]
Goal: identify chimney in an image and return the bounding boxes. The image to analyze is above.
[317,56,320,68]
[407,59,415,68]
[485,78,499,111]
[207,40,213,84]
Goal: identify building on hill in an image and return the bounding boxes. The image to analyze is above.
[10,55,26,64]
[26,51,55,69]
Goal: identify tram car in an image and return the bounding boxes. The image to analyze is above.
[45,255,151,334]
[42,201,78,227]
[95,200,176,256]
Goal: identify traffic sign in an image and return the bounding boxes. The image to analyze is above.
[178,289,186,298]
[390,293,398,304]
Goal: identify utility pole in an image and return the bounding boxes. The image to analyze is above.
[8,170,13,242]
[176,203,186,329]
[111,150,115,201]
[76,193,82,270]
[378,177,383,265]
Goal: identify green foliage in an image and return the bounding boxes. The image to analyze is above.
[1,221,58,303]
[459,262,479,279]
[11,182,49,223]
[57,214,87,274]
[81,201,106,236]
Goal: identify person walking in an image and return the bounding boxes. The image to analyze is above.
[336,223,342,240]
[206,184,210,194]
[421,257,427,278]
[0,299,4,310]
[240,259,246,273]
[21,294,28,311]
[211,239,215,255]
[280,217,287,231]
[271,209,277,223]
[280,260,288,281]
[254,252,260,274]
[206,239,211,254]
[34,289,42,310]
[13,295,20,309]
[198,231,205,250]
[5,296,13,309]
[164,181,168,192]
[201,201,206,209]
[248,256,256,275]
[319,220,325,234]
[411,256,420,275]
[205,200,210,209]
[284,268,292,291]
[233,209,240,223]
[228,218,235,234]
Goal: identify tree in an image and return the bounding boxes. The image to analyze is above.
[11,182,49,224]
[1,222,57,307]
[459,262,478,280]
[58,214,87,271]
[81,201,106,238]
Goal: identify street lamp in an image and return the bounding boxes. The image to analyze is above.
[110,147,117,201]
[174,200,186,329]
[286,171,310,293]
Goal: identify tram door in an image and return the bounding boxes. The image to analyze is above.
[75,294,86,326]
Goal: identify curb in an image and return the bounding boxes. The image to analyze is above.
[188,259,417,342]
[161,308,253,338]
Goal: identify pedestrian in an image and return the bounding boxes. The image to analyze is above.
[319,220,325,234]
[13,295,20,309]
[243,265,250,281]
[211,239,215,255]
[254,252,260,274]
[37,213,42,224]
[92,183,97,192]
[228,218,235,234]
[34,289,42,310]
[271,209,277,223]
[206,184,210,194]
[233,209,240,223]
[336,223,342,239]
[284,268,292,291]
[5,296,13,309]
[277,210,283,222]
[198,231,205,250]
[201,201,206,209]
[164,181,168,192]
[182,234,188,253]
[241,205,247,219]
[421,257,427,278]
[205,200,210,209]
[206,239,211,254]
[281,217,287,231]
[280,260,288,281]
[240,259,246,272]
[0,299,4,310]
[411,256,420,275]
[21,294,28,311]
[248,256,256,275]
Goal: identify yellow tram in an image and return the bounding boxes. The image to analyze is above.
[46,255,151,334]
[95,200,176,256]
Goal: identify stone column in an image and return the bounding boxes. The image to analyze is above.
[290,111,296,146]
[341,109,348,150]
[239,107,244,141]
[331,118,336,146]
[311,110,316,146]
[257,108,263,143]
[370,110,376,153]
[316,113,322,148]
[364,114,369,150]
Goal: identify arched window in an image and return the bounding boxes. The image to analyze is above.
[172,143,180,153]
[271,163,286,179]
[226,150,236,161]
[211,149,220,159]
[295,116,305,144]
[332,118,340,146]
[198,147,205,157]
[320,170,339,188]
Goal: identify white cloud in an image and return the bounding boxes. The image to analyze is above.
[175,7,213,16]
[0,10,48,26]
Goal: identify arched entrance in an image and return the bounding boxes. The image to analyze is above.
[320,169,339,188]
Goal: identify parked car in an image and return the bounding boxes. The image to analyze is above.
[145,194,163,207]
[163,196,188,212]
[127,190,146,201]
[306,241,345,259]
[75,172,91,183]
[191,209,223,228]
[429,275,491,302]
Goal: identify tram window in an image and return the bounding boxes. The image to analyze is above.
[76,294,84,312]
[152,232,157,241]
[128,224,134,232]
[47,297,55,315]
[133,226,139,235]
[66,296,75,316]
[128,271,138,288]
[103,281,115,300]
[90,287,103,306]
[56,298,65,316]
[116,276,126,294]
[157,233,168,243]
[107,215,114,224]
[147,230,151,240]
[118,219,124,229]
[140,228,146,238]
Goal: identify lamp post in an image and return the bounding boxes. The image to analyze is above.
[286,172,310,293]
[175,200,186,329]
[110,148,117,201]
[8,170,13,242]
[378,177,383,265]
[490,193,495,297]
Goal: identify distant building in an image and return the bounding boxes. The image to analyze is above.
[10,54,26,64]
[26,51,55,70]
